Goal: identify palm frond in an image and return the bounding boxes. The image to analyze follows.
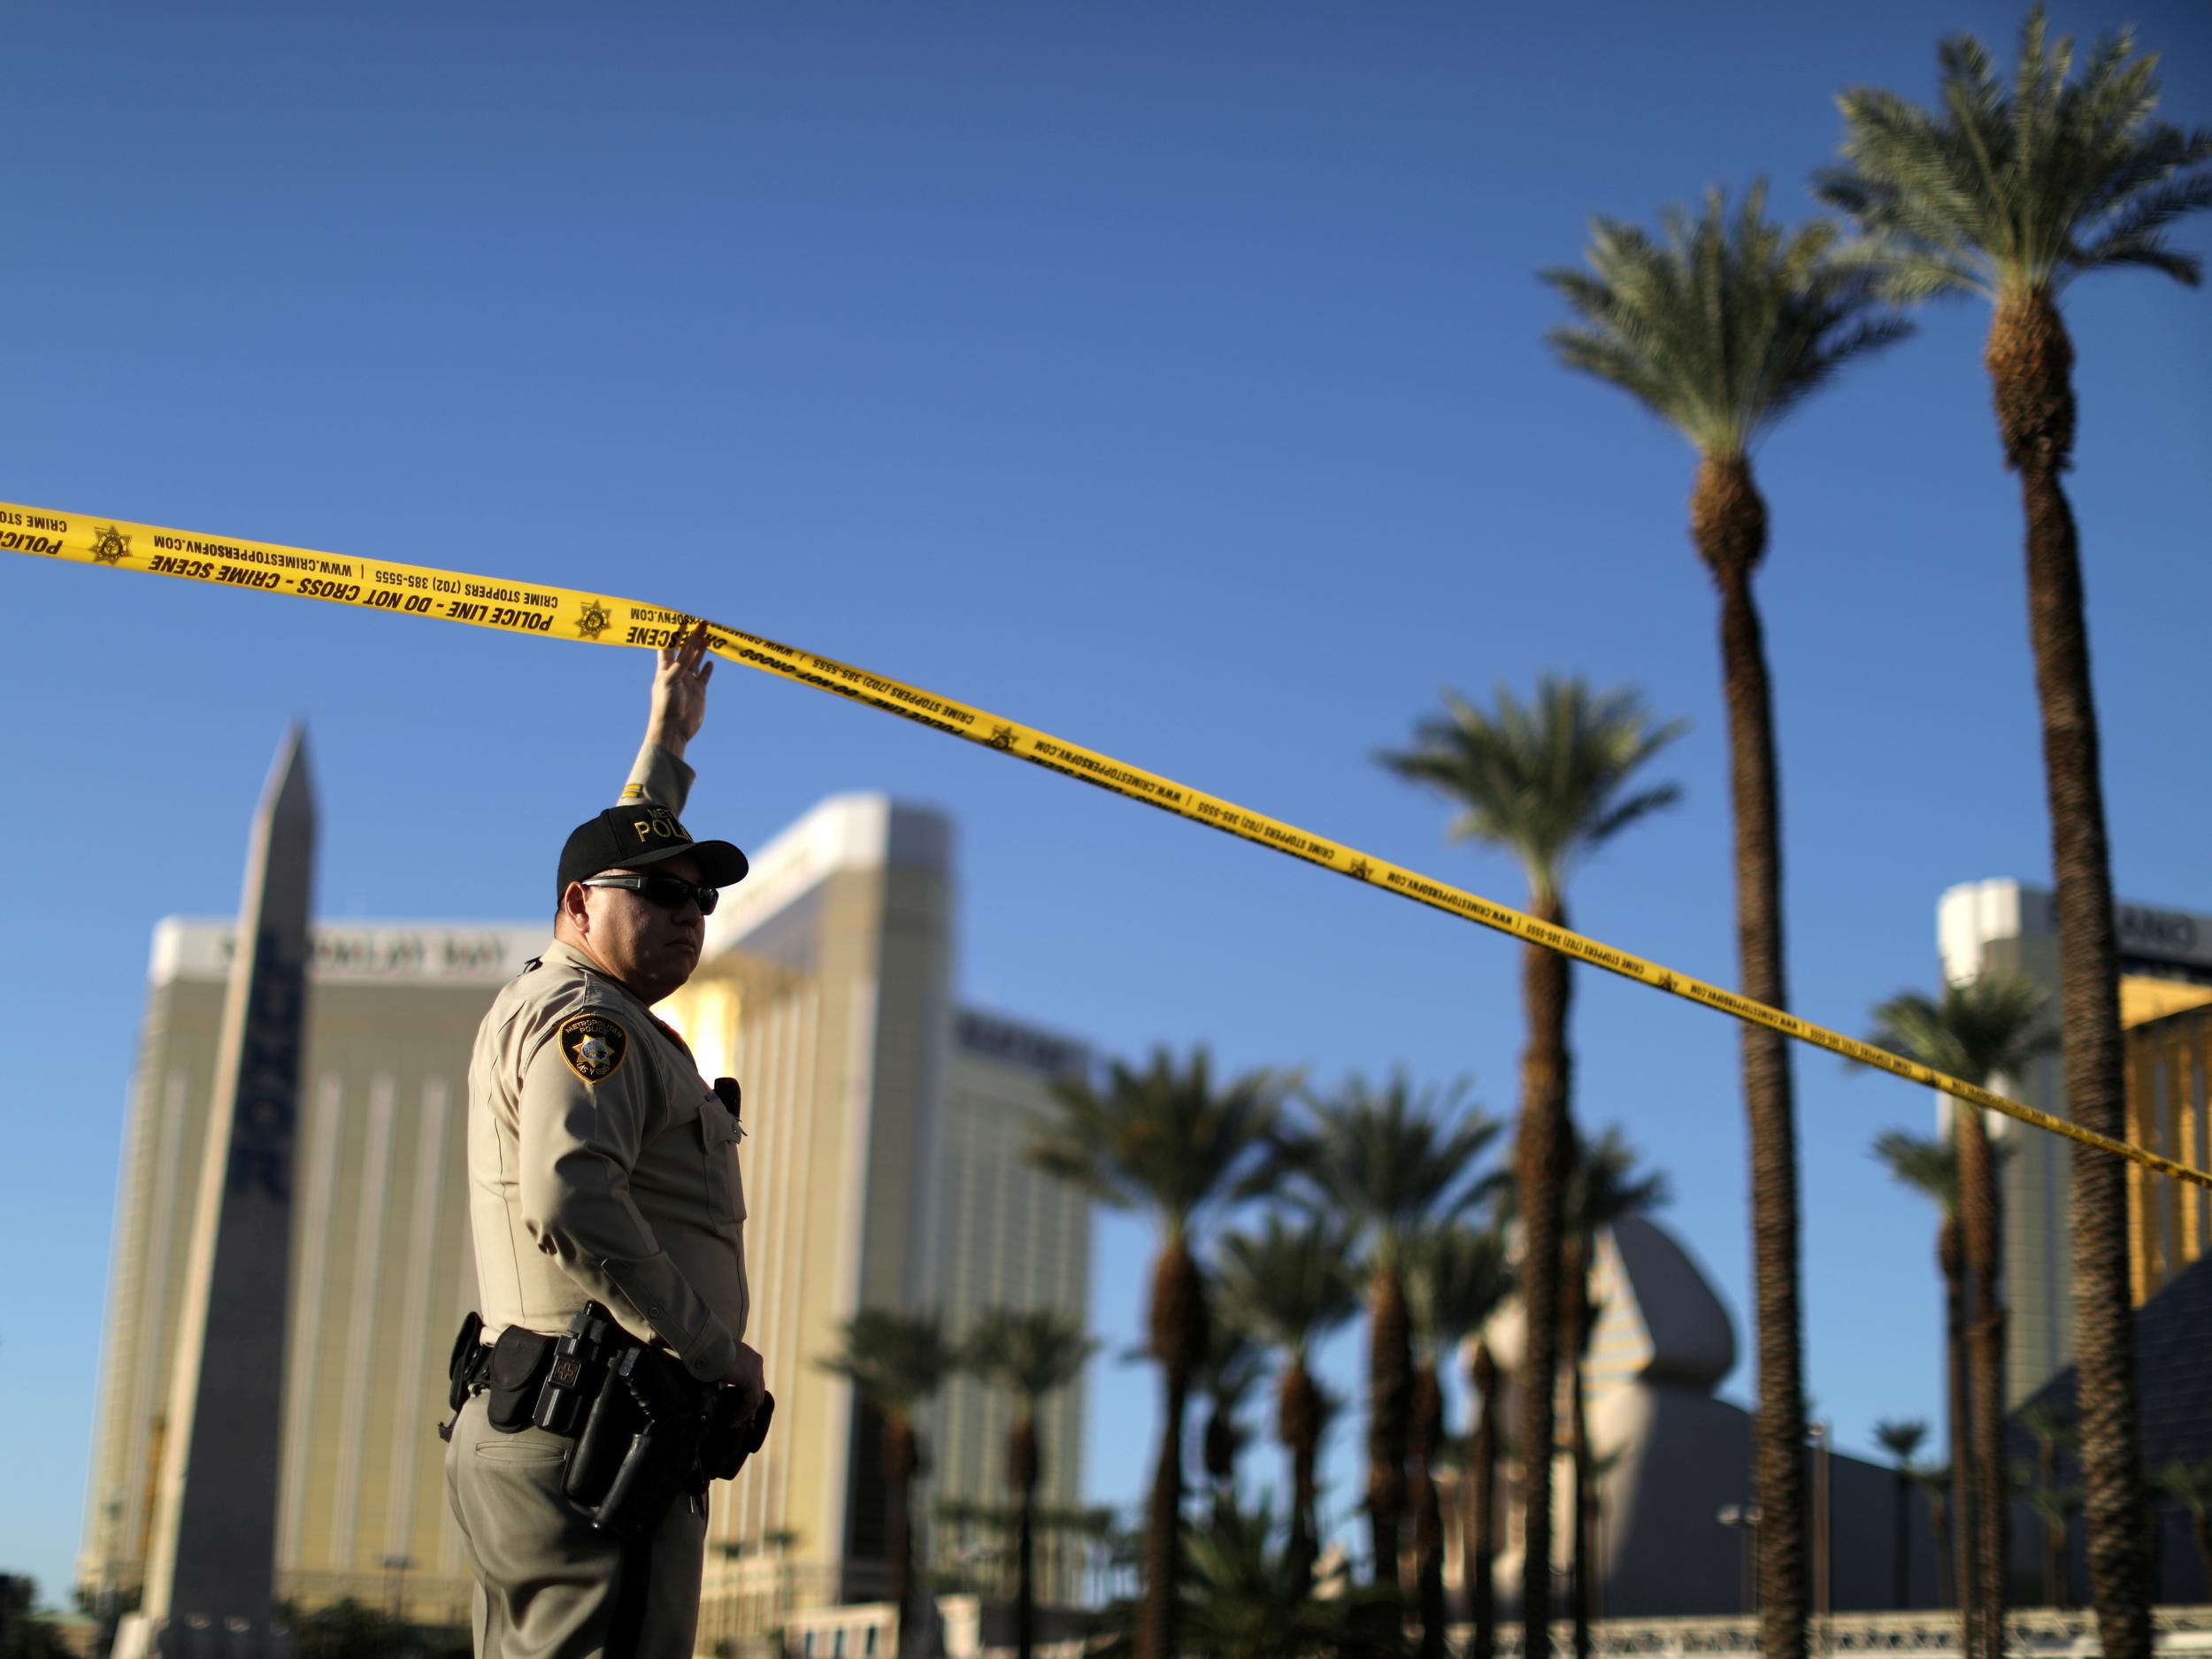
[1872,1127,1959,1211]
[1821,2,2212,296]
[964,1306,1097,1409]
[1863,970,2058,1092]
[1213,1211,1363,1360]
[818,1308,957,1415]
[1263,1069,1501,1270]
[1402,1220,1513,1357]
[1545,181,1912,456]
[1379,676,1685,902]
[1031,1043,1286,1238]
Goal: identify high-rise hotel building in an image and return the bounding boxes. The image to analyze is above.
[80,795,1092,1639]
[1937,879,2212,1406]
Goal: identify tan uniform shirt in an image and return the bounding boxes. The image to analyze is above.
[465,744,748,1382]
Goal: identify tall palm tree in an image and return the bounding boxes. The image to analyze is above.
[1872,1130,1972,1643]
[1819,19,2212,1655]
[1030,1043,1284,1659]
[818,1308,956,1651]
[1561,1128,1671,1659]
[1874,1420,1930,1609]
[964,1307,1097,1659]
[1405,1222,1512,1659]
[1545,192,1909,1659]
[1262,1071,1500,1589]
[1381,674,1684,1645]
[2018,1402,2082,1607]
[1868,972,2056,1651]
[1215,1212,1363,1586]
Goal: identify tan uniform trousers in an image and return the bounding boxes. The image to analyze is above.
[445,1393,708,1659]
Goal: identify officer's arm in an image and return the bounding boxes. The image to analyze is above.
[618,621,713,810]
[516,1014,739,1384]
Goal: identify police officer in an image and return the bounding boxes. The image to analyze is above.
[447,623,764,1659]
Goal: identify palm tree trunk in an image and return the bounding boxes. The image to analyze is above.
[1891,1466,1910,1609]
[1930,1492,1955,1610]
[2044,1509,2066,1608]
[2190,1514,2211,1598]
[1693,450,1806,1659]
[1012,1414,1040,1659]
[886,1414,917,1653]
[1413,1361,1447,1659]
[1942,1217,1976,1648]
[2036,1439,2060,1607]
[1280,1358,1321,1588]
[1986,286,2148,1659]
[1516,894,1574,1659]
[1565,1242,1594,1659]
[1204,1402,1237,1527]
[1959,1108,2007,1659]
[1144,1240,1207,1659]
[1370,1266,1413,1588]
[1469,1341,1501,1659]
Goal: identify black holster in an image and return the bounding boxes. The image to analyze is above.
[565,1344,715,1540]
[439,1311,486,1442]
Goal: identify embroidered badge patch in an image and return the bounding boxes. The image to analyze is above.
[558,1013,629,1083]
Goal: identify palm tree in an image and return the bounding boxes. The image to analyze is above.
[2151,1461,2212,1597]
[1869,972,2056,1649]
[1262,1071,1500,1590]
[817,1308,956,1651]
[1198,1325,1266,1523]
[1873,1419,1930,1609]
[1030,1043,1284,1659]
[1561,1129,1671,1659]
[1819,19,2212,1655]
[1909,1463,1960,1611]
[2027,1482,2084,1609]
[1215,1212,1363,1585]
[1874,1130,1973,1642]
[1405,1222,1512,1659]
[1381,674,1684,1645]
[1545,191,1909,1659]
[2018,1402,2082,1607]
[1176,1495,1412,1659]
[964,1307,1096,1659]
[1464,1338,1509,1659]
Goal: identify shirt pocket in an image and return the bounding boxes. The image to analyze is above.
[696,1090,746,1227]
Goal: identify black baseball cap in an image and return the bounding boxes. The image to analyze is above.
[556,803,748,909]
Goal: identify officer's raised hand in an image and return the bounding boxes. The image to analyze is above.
[646,620,715,757]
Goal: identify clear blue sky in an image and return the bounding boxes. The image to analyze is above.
[4,0,2208,1612]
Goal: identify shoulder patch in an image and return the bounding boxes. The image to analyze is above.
[558,1012,630,1083]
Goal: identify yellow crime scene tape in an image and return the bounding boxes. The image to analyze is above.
[9,497,2207,1191]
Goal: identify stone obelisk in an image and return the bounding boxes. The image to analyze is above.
[118,728,314,1659]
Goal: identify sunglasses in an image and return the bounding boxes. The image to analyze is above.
[580,873,720,916]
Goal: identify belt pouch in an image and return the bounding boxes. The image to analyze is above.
[485,1327,556,1432]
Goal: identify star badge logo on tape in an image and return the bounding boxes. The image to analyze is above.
[558,1013,629,1082]
[575,599,613,640]
[91,526,131,565]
